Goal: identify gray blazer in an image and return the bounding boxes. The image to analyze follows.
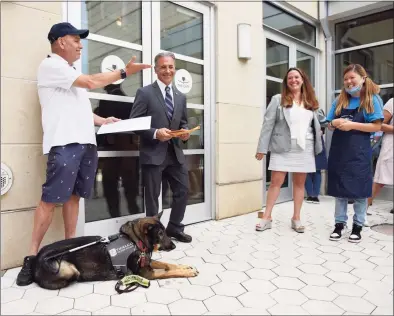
[129,81,188,166]
[257,94,323,155]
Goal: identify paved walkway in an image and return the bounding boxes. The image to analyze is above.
[1,197,393,315]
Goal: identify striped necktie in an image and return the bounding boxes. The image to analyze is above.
[165,86,174,120]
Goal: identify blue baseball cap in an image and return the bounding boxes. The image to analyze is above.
[48,22,89,44]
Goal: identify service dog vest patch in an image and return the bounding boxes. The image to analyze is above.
[107,234,137,275]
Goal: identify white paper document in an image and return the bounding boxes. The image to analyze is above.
[97,116,151,135]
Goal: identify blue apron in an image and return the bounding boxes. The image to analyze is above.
[327,107,372,198]
[315,135,328,170]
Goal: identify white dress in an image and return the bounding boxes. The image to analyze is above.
[374,98,393,185]
[269,102,316,173]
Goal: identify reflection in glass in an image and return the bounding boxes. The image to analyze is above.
[380,88,394,105]
[297,51,315,86]
[82,40,142,96]
[335,44,393,89]
[91,97,140,151]
[263,2,316,46]
[162,155,204,208]
[82,1,142,44]
[266,39,289,79]
[175,61,203,104]
[335,10,393,50]
[86,157,144,222]
[180,109,204,150]
[160,2,203,59]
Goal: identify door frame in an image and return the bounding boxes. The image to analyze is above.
[263,28,319,206]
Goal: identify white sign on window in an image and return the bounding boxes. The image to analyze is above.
[174,69,193,94]
[101,55,126,85]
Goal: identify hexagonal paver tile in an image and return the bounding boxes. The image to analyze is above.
[179,285,214,300]
[329,282,367,297]
[268,304,309,315]
[298,255,325,265]
[3,267,22,279]
[334,296,376,314]
[212,281,246,297]
[59,282,93,298]
[364,291,394,308]
[296,248,322,256]
[357,279,393,294]
[249,259,278,270]
[189,273,221,286]
[1,298,37,315]
[326,271,359,283]
[202,254,230,264]
[1,277,15,289]
[209,246,235,255]
[298,264,329,275]
[204,295,242,314]
[372,307,394,315]
[111,290,146,308]
[382,275,394,286]
[131,302,170,315]
[232,307,270,315]
[368,256,393,267]
[93,306,130,315]
[1,287,25,303]
[376,266,394,277]
[270,289,308,305]
[351,268,384,281]
[217,270,249,283]
[300,285,338,301]
[145,287,180,305]
[362,248,389,258]
[231,245,256,254]
[272,266,302,278]
[23,287,59,302]
[158,278,190,290]
[185,248,211,258]
[245,268,277,280]
[317,246,343,254]
[253,244,278,252]
[74,293,110,312]
[251,251,278,260]
[92,280,118,296]
[319,253,347,262]
[238,292,276,309]
[271,276,306,290]
[346,258,376,270]
[342,250,369,260]
[241,279,277,294]
[35,296,74,314]
[302,300,344,315]
[58,309,91,315]
[295,241,320,249]
[323,261,353,272]
[169,299,207,315]
[273,257,302,267]
[223,260,252,272]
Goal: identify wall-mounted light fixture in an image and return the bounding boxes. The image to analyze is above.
[237,23,252,60]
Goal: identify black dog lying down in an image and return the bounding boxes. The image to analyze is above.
[31,212,199,290]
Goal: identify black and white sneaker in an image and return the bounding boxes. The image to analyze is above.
[349,224,362,243]
[329,223,347,241]
[313,197,320,204]
[16,255,36,286]
[306,197,314,203]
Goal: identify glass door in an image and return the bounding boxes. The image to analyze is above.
[152,1,212,227]
[263,30,318,205]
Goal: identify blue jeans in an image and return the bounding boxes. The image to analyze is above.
[335,197,367,227]
[305,171,321,197]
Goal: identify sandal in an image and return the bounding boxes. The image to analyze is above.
[256,219,272,232]
[291,219,305,233]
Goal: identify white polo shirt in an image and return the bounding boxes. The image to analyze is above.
[37,53,96,154]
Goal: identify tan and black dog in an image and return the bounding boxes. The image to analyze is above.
[31,212,199,290]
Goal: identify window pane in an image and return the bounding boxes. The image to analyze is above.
[263,2,316,46]
[162,154,204,208]
[297,51,315,86]
[335,10,393,50]
[86,157,144,222]
[82,40,142,96]
[180,109,204,150]
[266,39,289,79]
[82,1,142,45]
[160,2,203,59]
[381,87,394,105]
[91,99,140,151]
[266,80,282,105]
[175,61,204,104]
[335,44,393,89]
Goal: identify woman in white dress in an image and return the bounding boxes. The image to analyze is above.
[255,68,323,233]
[368,97,393,213]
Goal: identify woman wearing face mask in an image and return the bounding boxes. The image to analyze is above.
[255,68,322,233]
[327,64,383,243]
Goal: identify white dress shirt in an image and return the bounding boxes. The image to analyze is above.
[289,102,314,150]
[153,79,174,139]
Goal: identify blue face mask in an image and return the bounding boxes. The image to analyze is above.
[345,85,362,95]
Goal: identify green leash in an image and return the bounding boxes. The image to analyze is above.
[115,274,150,294]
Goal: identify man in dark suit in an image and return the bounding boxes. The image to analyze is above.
[129,52,192,243]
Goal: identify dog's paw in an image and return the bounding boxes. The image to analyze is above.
[177,264,195,270]
[184,267,199,277]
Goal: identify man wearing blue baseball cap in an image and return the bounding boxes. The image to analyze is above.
[16,22,151,286]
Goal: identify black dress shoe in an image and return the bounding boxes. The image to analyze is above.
[166,231,192,243]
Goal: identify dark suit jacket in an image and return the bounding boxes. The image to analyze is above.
[129,81,188,165]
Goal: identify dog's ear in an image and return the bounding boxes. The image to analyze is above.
[155,211,164,221]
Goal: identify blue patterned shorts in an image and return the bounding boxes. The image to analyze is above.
[42,143,98,203]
